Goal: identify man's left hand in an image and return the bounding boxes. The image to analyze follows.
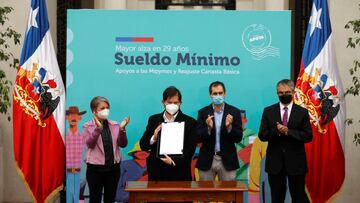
[225,114,233,128]
[276,122,288,135]
[160,154,175,166]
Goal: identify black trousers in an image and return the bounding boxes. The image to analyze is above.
[86,163,120,203]
[268,170,309,203]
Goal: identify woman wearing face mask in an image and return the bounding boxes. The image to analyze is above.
[139,86,198,182]
[83,96,130,203]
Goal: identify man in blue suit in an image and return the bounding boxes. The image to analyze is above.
[196,81,243,181]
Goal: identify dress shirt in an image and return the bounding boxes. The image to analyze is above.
[279,101,293,124]
[213,105,224,153]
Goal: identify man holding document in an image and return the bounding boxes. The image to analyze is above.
[140,86,198,181]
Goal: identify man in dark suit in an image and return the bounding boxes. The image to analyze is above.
[196,81,243,181]
[140,86,197,181]
[258,79,313,203]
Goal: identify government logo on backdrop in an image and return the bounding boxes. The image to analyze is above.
[242,24,280,60]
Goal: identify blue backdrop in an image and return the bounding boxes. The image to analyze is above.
[67,10,291,156]
[66,9,291,202]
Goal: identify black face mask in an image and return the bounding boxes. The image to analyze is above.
[279,95,292,104]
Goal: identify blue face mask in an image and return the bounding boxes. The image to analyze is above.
[212,95,224,105]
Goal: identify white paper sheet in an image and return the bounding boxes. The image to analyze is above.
[159,121,185,155]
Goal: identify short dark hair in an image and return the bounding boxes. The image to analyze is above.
[163,86,182,102]
[209,81,226,94]
[90,96,110,112]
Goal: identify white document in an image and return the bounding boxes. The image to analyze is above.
[159,121,185,156]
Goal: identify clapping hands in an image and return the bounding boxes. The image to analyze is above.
[119,116,130,130]
[276,122,288,136]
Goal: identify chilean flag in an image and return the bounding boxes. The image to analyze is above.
[295,0,346,202]
[12,0,65,202]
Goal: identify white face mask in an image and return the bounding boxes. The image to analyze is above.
[165,104,179,115]
[97,109,110,120]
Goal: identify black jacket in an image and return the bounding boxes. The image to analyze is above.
[258,102,313,175]
[139,110,197,181]
[196,103,243,171]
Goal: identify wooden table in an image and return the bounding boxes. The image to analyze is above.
[125,181,247,203]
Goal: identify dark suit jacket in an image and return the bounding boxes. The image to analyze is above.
[139,110,197,181]
[258,102,313,175]
[196,103,243,171]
